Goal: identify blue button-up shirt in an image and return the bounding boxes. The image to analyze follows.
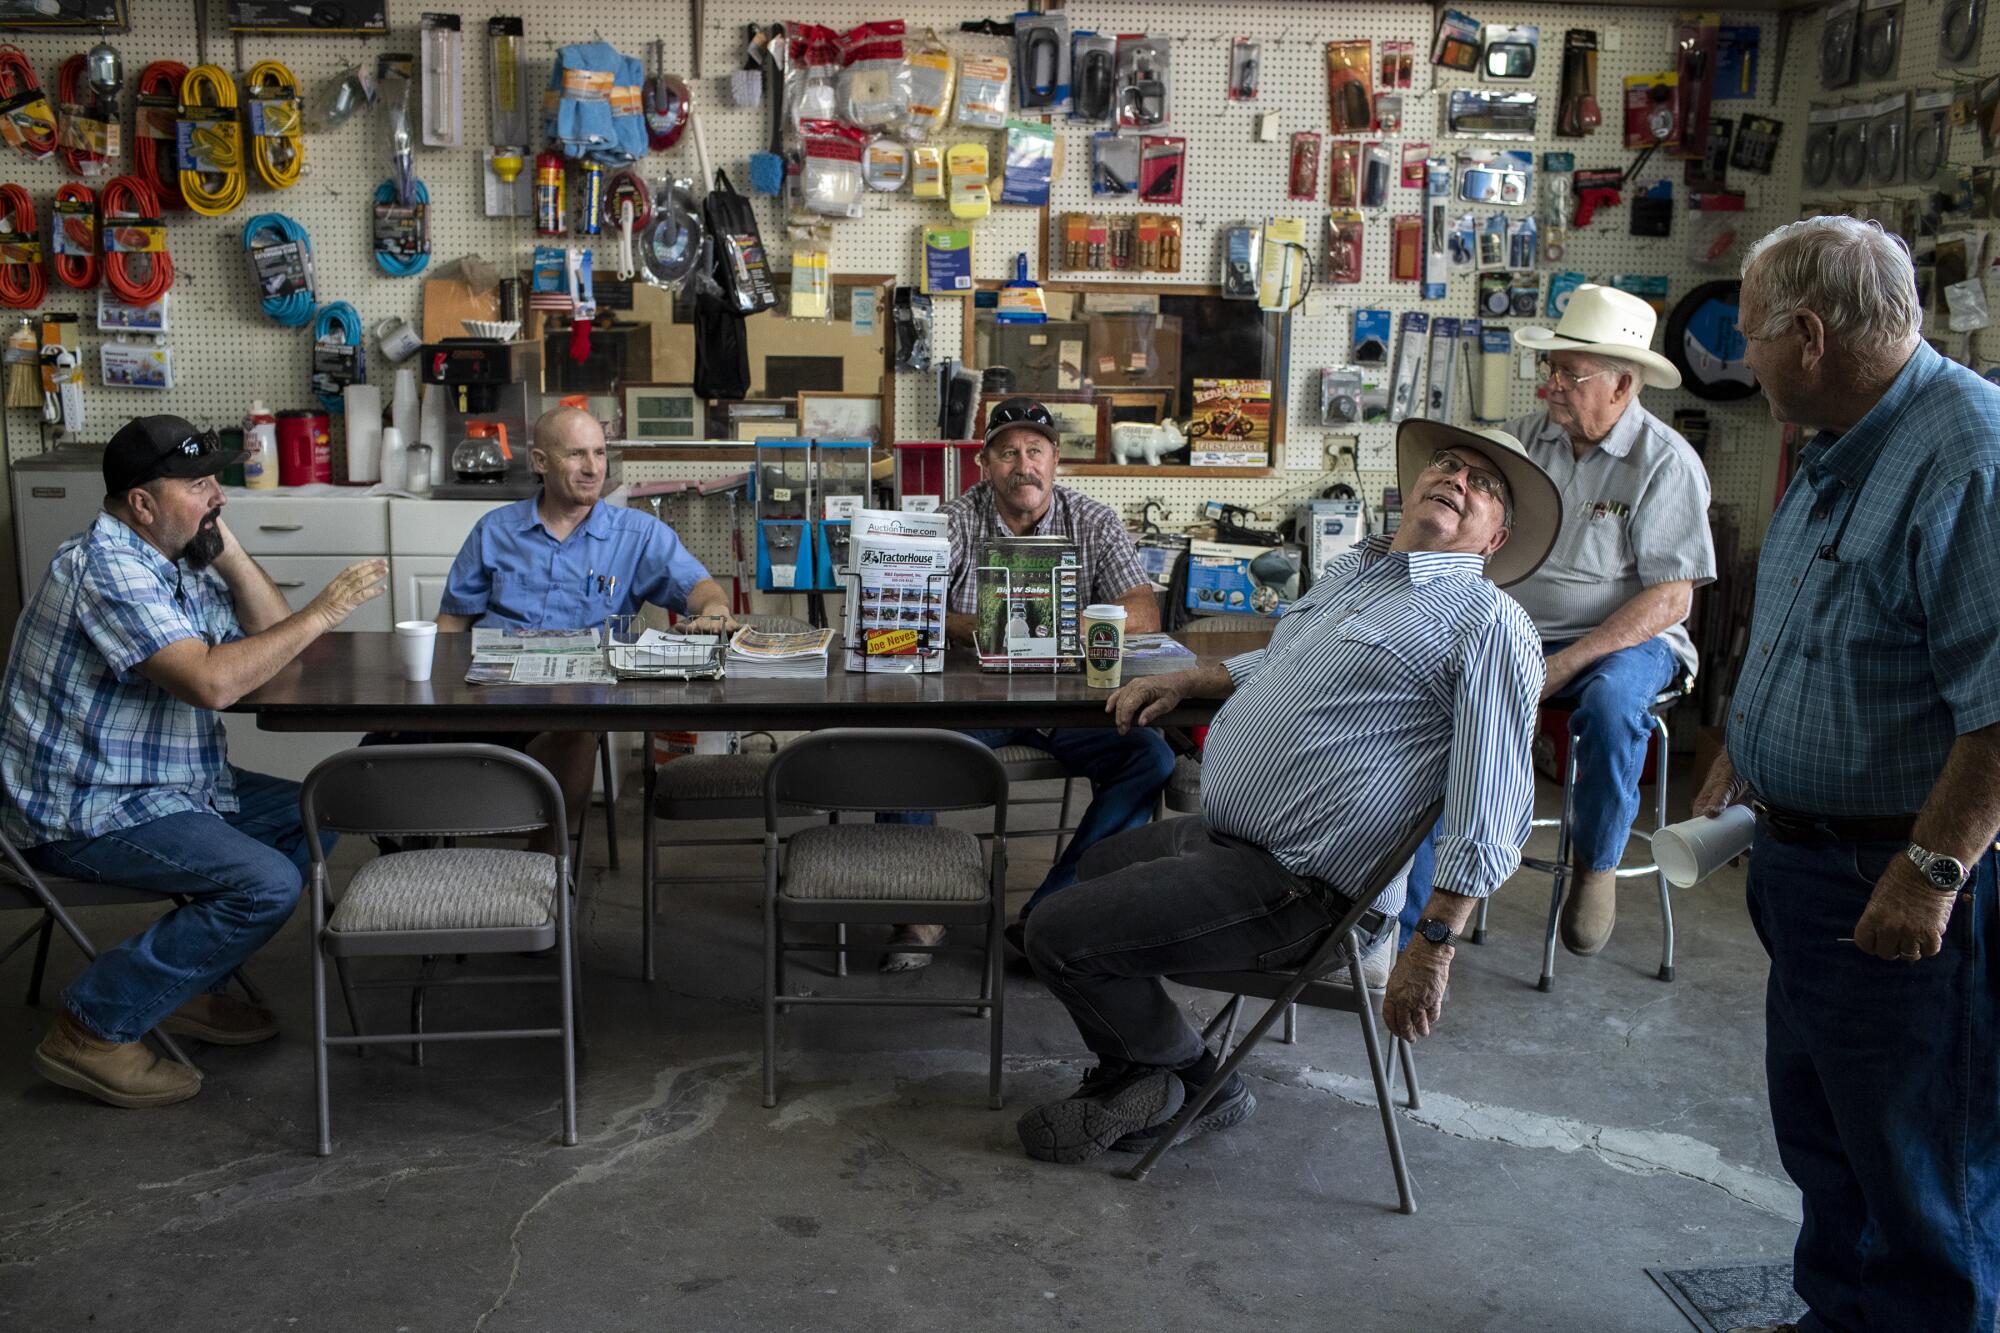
[1201,535,1543,916]
[0,513,243,847]
[1729,342,2000,816]
[439,496,712,630]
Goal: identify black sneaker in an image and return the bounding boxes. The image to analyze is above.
[1016,1063,1186,1165]
[1110,1051,1258,1152]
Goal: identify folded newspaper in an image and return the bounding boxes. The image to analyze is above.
[842,507,950,674]
[466,628,617,685]
[727,626,835,678]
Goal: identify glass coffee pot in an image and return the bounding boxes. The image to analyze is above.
[450,421,511,483]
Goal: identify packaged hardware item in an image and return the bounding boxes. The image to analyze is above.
[1326,40,1373,134]
[1014,11,1070,113]
[1221,223,1262,296]
[1071,32,1117,123]
[1116,36,1170,128]
[1092,131,1140,195]
[954,52,1010,129]
[1290,132,1321,200]
[799,120,867,218]
[1139,135,1185,204]
[838,21,911,131]
[842,507,950,674]
[1329,140,1361,209]
[1432,9,1481,71]
[999,119,1055,206]
[1325,212,1364,284]
[1185,540,1297,618]
[903,29,955,139]
[1229,38,1260,102]
[974,535,1083,671]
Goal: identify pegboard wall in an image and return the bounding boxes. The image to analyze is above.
[0,0,1988,593]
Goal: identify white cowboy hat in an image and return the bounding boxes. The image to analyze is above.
[1396,420,1562,588]
[1515,283,1683,390]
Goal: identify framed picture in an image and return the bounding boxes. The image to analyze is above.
[622,383,703,441]
[797,391,882,444]
[735,421,798,442]
[1100,386,1176,427]
[976,392,1108,463]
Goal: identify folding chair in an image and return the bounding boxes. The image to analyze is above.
[1127,798,1448,1216]
[570,733,621,871]
[762,729,1009,1110]
[301,744,578,1156]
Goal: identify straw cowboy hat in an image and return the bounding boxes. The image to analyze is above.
[1396,420,1562,588]
[1515,283,1683,390]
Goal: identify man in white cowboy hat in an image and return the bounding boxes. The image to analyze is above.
[1444,282,1715,960]
[1011,421,1560,1164]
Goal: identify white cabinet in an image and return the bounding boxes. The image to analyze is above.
[225,496,390,555]
[259,555,395,631]
[392,556,458,623]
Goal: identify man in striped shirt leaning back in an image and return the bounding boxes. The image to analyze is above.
[1016,419,1560,1164]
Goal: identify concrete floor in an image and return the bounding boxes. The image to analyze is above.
[0,773,1800,1332]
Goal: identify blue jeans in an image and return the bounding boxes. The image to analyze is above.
[1746,832,1999,1333]
[1545,636,1679,872]
[1397,826,1438,949]
[26,768,323,1044]
[881,727,1175,916]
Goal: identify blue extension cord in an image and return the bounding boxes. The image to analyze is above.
[312,300,364,412]
[240,212,316,326]
[373,178,430,277]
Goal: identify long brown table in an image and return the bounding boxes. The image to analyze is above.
[229,630,1271,734]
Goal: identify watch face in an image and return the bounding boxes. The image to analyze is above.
[1926,860,1963,891]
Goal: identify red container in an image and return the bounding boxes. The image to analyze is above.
[276,409,332,486]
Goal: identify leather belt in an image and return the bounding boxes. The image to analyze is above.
[1752,800,1915,847]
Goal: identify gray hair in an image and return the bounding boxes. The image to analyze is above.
[1740,216,1922,345]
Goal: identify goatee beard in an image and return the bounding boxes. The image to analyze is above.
[183,519,224,569]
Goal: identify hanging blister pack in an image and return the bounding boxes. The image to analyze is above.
[1941,0,1985,66]
[1909,91,1952,184]
[839,22,913,131]
[1116,36,1170,129]
[1359,143,1392,209]
[1425,317,1459,419]
[1477,213,1510,271]
[1070,33,1116,124]
[1290,132,1321,200]
[1013,12,1069,113]
[1509,217,1539,269]
[1000,120,1056,206]
[903,29,955,140]
[799,120,867,218]
[1869,93,1908,186]
[1541,153,1573,262]
[1732,115,1782,174]
[1422,155,1451,299]
[1328,141,1361,209]
[1547,270,1586,318]
[1388,312,1428,422]
[1229,38,1260,102]
[1092,133,1140,195]
[1446,89,1538,139]
[786,26,842,130]
[1802,106,1838,192]
[1321,367,1366,425]
[1821,0,1860,89]
[1325,213,1363,284]
[1458,150,1532,206]
[1139,135,1185,204]
[1833,104,1871,189]
[1221,224,1262,298]
[1449,214,1477,273]
[1858,0,1902,83]
[1326,41,1373,134]
[954,52,1010,130]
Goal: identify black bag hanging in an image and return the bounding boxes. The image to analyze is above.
[702,169,777,315]
[693,292,751,400]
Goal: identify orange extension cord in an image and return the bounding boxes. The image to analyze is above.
[100,174,172,304]
[0,47,56,162]
[51,182,98,290]
[134,61,186,211]
[0,183,46,307]
[56,54,109,177]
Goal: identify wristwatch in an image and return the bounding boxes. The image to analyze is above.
[1412,918,1465,948]
[1906,843,1971,893]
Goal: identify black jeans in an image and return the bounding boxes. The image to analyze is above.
[1023,817,1380,1070]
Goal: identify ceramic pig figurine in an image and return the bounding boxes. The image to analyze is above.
[1108,418,1185,466]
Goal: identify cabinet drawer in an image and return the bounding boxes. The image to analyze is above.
[389,498,510,557]
[224,496,388,554]
[257,555,393,632]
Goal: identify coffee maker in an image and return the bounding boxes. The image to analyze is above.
[420,338,543,499]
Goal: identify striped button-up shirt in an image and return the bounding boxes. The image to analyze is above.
[1,513,243,847]
[1201,535,1543,916]
[1729,342,2000,816]
[942,482,1148,614]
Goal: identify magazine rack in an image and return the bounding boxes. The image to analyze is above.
[835,565,952,675]
[972,564,1079,676]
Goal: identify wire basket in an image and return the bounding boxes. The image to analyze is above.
[600,615,726,680]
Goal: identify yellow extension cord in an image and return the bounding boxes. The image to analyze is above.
[178,63,245,216]
[245,59,301,190]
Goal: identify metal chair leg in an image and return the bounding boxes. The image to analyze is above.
[987,894,1004,1109]
[1354,948,1417,1215]
[1652,715,1676,983]
[598,734,620,873]
[558,890,578,1148]
[1051,777,1076,864]
[835,922,848,978]
[762,851,779,1109]
[1128,991,1280,1182]
[1397,1035,1422,1110]
[1539,736,1582,993]
[640,752,658,983]
[1472,896,1489,945]
[26,912,53,1005]
[1282,1002,1298,1044]
[313,936,332,1157]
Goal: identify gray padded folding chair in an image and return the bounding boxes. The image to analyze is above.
[1128,798,1448,1216]
[637,615,817,982]
[762,729,1009,1110]
[570,733,621,872]
[301,744,577,1156]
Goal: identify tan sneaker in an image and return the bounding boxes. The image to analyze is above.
[33,1012,201,1108]
[880,922,945,973]
[1559,867,1619,956]
[160,993,279,1046]
[1325,928,1395,990]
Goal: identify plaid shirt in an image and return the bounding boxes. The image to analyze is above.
[942,482,1147,614]
[1,513,243,847]
[1729,343,2000,816]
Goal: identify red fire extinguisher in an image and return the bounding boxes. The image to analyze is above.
[534,144,566,236]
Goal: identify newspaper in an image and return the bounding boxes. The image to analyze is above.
[842,508,950,674]
[466,627,616,685]
[726,626,835,678]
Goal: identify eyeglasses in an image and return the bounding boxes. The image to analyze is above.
[1426,449,1510,504]
[987,399,1056,432]
[171,430,220,458]
[1538,359,1620,391]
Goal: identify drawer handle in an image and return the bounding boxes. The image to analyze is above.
[257,523,305,532]
[271,580,305,589]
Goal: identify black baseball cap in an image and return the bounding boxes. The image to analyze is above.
[982,396,1060,449]
[103,415,244,495]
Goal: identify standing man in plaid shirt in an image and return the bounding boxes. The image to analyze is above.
[1,416,385,1109]
[880,398,1172,970]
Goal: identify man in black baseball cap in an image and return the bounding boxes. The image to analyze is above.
[0,413,384,1110]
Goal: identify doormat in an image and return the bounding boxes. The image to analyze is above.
[1646,1263,1805,1333]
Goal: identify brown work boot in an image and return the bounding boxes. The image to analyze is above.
[1560,867,1619,956]
[32,1012,201,1108]
[160,993,279,1046]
